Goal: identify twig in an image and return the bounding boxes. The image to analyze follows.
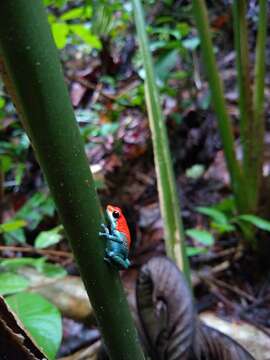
[208,277,256,303]
[0,245,72,258]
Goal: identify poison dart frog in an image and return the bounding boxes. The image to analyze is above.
[99,205,131,270]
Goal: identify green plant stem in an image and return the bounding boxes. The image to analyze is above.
[0,1,144,359]
[250,0,267,209]
[131,0,191,283]
[192,0,247,213]
[232,0,255,212]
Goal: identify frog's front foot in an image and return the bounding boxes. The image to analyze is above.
[105,251,130,270]
[99,223,110,237]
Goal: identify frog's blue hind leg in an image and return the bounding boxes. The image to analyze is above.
[105,251,130,269]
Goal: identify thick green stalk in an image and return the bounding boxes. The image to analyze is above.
[0,1,144,359]
[131,0,191,282]
[232,0,254,211]
[249,0,267,209]
[192,0,247,213]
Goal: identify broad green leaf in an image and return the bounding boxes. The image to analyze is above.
[52,22,69,49]
[70,25,101,48]
[187,247,206,257]
[6,292,62,360]
[196,206,228,225]
[0,257,38,270]
[1,257,66,278]
[0,273,29,295]
[186,228,214,246]
[0,220,26,233]
[237,214,270,232]
[34,226,63,249]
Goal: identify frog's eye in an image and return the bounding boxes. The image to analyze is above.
[112,211,120,219]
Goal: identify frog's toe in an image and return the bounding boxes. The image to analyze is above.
[125,258,131,267]
[109,253,129,269]
[99,231,108,238]
[101,224,109,233]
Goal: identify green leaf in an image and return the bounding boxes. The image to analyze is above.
[70,25,101,48]
[211,222,236,233]
[213,196,236,214]
[1,257,67,279]
[0,96,5,109]
[44,0,67,8]
[0,273,29,295]
[186,228,214,246]
[3,229,26,244]
[52,22,69,49]
[237,214,270,232]
[61,6,92,20]
[0,220,26,233]
[0,155,12,173]
[6,292,62,360]
[185,164,205,179]
[16,192,55,230]
[196,206,228,225]
[187,246,206,257]
[182,36,200,50]
[34,226,63,249]
[37,261,67,278]
[15,163,25,186]
[154,49,178,81]
[0,257,38,270]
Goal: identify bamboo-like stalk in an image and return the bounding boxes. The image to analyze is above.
[232,0,254,212]
[0,1,145,359]
[249,0,267,210]
[192,0,247,213]
[131,0,191,282]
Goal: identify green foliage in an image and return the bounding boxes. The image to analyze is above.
[186,228,214,257]
[0,272,29,295]
[0,257,67,279]
[236,214,270,232]
[0,220,26,234]
[197,199,270,242]
[46,1,101,50]
[196,206,236,233]
[0,127,30,187]
[2,192,55,244]
[6,292,62,360]
[34,225,63,249]
[185,164,205,179]
[186,228,214,246]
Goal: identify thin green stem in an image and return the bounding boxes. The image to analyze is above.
[192,0,247,213]
[250,0,267,209]
[232,0,254,203]
[0,1,144,359]
[132,0,191,283]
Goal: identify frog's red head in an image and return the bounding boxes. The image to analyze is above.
[106,205,131,248]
